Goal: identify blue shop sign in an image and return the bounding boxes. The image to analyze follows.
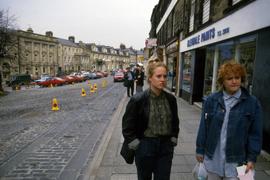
[187,27,230,47]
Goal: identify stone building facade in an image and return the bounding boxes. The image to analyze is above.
[1,28,136,83]
[86,43,130,71]
[57,36,87,74]
[17,29,58,79]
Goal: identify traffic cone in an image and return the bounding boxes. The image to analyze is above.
[90,85,95,93]
[51,98,59,111]
[81,88,86,96]
[94,83,98,91]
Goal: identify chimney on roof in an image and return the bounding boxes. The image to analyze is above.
[27,28,33,33]
[68,36,75,43]
[45,31,53,37]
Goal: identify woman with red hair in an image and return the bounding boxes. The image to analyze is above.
[196,60,263,179]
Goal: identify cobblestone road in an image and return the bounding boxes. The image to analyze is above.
[0,77,126,180]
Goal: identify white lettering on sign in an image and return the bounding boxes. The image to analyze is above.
[187,27,230,47]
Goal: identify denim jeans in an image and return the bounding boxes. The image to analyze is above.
[135,137,174,180]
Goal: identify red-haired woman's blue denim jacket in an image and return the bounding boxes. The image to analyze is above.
[196,87,263,163]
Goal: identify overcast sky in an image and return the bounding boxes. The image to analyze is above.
[1,0,159,50]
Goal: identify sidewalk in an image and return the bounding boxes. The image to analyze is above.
[87,95,270,180]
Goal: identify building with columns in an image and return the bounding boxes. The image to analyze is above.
[1,28,139,84]
[15,29,58,80]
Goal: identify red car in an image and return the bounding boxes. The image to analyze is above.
[102,71,109,77]
[36,77,65,87]
[95,71,104,79]
[113,72,125,82]
[60,76,76,84]
[70,75,84,83]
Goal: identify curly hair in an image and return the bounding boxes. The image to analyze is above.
[217,60,247,89]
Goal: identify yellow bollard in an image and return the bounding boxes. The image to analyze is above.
[102,80,106,88]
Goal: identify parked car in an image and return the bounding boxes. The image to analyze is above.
[36,77,65,87]
[90,72,97,79]
[8,74,32,87]
[81,72,97,80]
[60,75,76,84]
[102,71,109,77]
[70,75,84,83]
[95,71,104,78]
[113,72,125,82]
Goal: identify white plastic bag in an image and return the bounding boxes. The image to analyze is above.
[192,162,208,180]
[237,165,255,180]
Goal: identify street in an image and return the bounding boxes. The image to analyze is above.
[0,77,126,180]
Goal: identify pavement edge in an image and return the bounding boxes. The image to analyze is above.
[83,95,126,180]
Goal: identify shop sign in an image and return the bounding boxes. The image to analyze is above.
[187,27,229,47]
[166,41,178,54]
[145,38,157,48]
[181,0,270,52]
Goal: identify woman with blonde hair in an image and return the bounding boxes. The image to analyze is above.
[121,57,180,180]
[196,60,263,179]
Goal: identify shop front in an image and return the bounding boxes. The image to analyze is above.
[165,40,178,92]
[179,0,270,153]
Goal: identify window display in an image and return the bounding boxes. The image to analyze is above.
[203,35,256,96]
[182,52,192,92]
[167,56,177,91]
[238,35,256,93]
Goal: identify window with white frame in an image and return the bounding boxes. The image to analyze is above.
[232,0,241,5]
[202,0,210,24]
[189,0,195,32]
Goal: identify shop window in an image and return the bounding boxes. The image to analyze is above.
[203,36,256,96]
[202,0,210,24]
[203,41,234,96]
[182,52,192,92]
[167,56,176,91]
[238,35,256,93]
[203,46,215,96]
[218,41,235,66]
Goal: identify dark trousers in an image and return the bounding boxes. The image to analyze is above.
[127,80,134,97]
[135,137,174,180]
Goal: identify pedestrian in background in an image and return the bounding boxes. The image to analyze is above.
[135,64,145,93]
[121,57,180,180]
[196,60,263,179]
[124,67,135,97]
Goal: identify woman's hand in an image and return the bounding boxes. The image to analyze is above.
[196,154,204,162]
[245,161,255,173]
